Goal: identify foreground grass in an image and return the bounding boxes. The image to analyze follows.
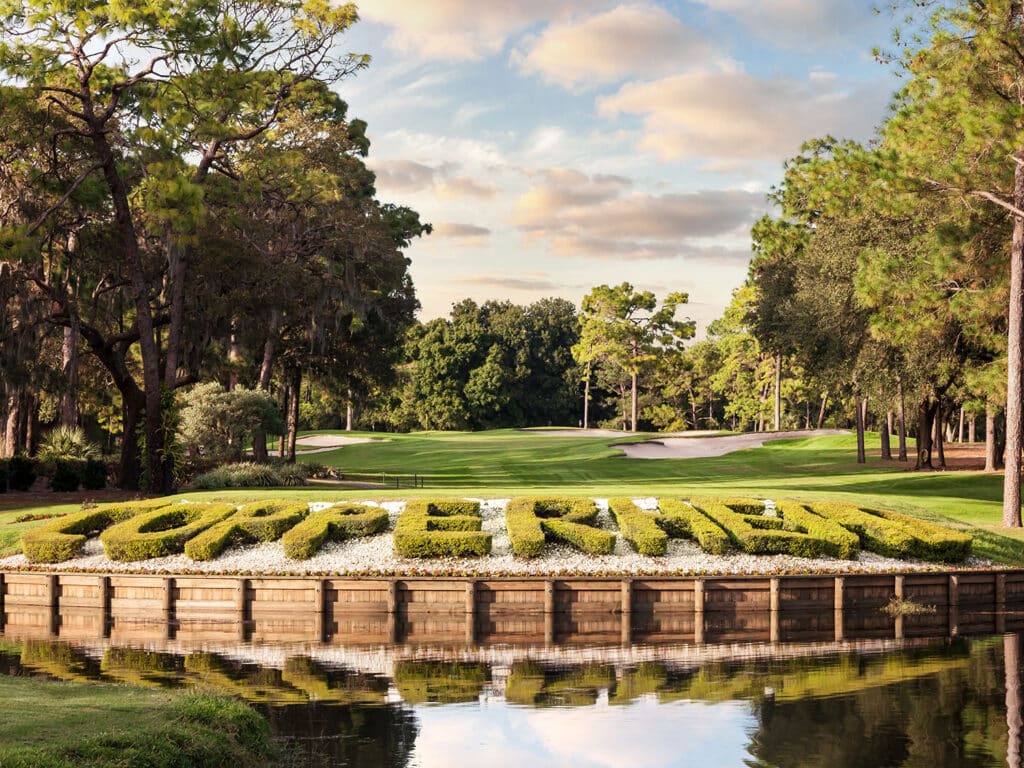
[0,675,276,768]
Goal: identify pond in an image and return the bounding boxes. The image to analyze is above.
[1,612,1022,768]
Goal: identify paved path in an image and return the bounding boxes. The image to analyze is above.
[617,430,848,459]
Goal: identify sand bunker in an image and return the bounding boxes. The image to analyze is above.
[618,430,848,460]
[292,435,386,454]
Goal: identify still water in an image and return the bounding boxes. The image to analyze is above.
[1,625,1022,767]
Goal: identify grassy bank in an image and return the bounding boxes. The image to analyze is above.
[0,675,276,768]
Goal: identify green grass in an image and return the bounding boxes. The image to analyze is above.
[0,675,275,768]
[0,503,80,557]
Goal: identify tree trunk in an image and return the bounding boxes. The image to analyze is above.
[630,370,638,432]
[227,317,241,391]
[583,363,591,429]
[804,399,811,430]
[855,391,866,464]
[1003,152,1024,526]
[881,411,893,460]
[958,406,965,443]
[773,354,782,431]
[969,416,977,443]
[1007,633,1022,768]
[346,387,354,431]
[286,366,301,463]
[3,390,20,457]
[897,376,908,462]
[23,392,36,456]
[916,398,938,469]
[60,324,78,427]
[935,402,946,470]
[816,391,828,429]
[988,407,1000,471]
[251,310,280,464]
[120,391,143,490]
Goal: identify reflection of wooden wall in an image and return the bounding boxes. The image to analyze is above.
[3,570,1024,646]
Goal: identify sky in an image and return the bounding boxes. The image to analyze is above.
[336,1,903,335]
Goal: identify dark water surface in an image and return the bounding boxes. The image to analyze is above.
[2,623,1023,767]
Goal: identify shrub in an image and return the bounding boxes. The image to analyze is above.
[36,425,101,462]
[809,501,972,562]
[0,460,8,493]
[609,498,668,555]
[189,462,302,489]
[22,499,171,563]
[690,497,849,559]
[649,499,733,555]
[393,499,491,557]
[505,497,614,558]
[49,460,84,492]
[281,504,389,560]
[8,455,36,491]
[178,382,283,463]
[101,503,237,561]
[776,501,860,559]
[82,458,108,490]
[184,500,310,560]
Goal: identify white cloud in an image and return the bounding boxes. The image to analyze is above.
[357,0,612,61]
[692,0,885,50]
[512,3,717,89]
[598,68,890,169]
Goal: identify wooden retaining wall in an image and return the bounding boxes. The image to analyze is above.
[2,570,1023,646]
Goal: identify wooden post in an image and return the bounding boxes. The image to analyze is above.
[0,572,6,632]
[544,581,555,645]
[163,577,175,641]
[998,573,1008,634]
[949,574,960,637]
[834,576,845,642]
[769,578,780,644]
[313,579,324,643]
[465,580,476,646]
[235,578,248,641]
[98,576,110,639]
[621,578,632,646]
[47,574,59,637]
[694,579,705,644]
[387,580,398,644]
[894,575,905,641]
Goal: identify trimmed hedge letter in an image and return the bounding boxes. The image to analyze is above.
[185,500,310,561]
[101,503,237,561]
[690,498,858,559]
[281,504,389,560]
[609,498,733,556]
[393,499,491,557]
[21,499,172,563]
[505,497,614,558]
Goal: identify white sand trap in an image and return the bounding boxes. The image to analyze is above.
[618,429,848,459]
[520,428,725,438]
[292,435,387,455]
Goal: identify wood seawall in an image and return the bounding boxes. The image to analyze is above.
[2,569,1023,646]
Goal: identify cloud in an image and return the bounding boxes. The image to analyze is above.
[511,168,767,259]
[434,222,492,238]
[368,159,498,199]
[513,4,717,89]
[357,0,611,61]
[454,274,569,291]
[692,0,886,50]
[598,68,890,169]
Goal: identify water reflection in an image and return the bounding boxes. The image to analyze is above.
[1,628,1023,766]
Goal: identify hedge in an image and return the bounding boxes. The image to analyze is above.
[690,498,848,559]
[101,503,237,561]
[393,499,491,557]
[608,498,668,555]
[184,500,310,561]
[281,503,389,560]
[22,499,173,563]
[506,497,614,558]
[809,501,972,562]
[645,499,734,555]
[7,455,35,491]
[775,501,860,559]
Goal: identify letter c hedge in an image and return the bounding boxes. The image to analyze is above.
[101,503,238,561]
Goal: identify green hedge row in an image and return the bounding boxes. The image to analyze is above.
[393,499,491,557]
[657,499,734,555]
[809,501,972,562]
[184,501,310,561]
[21,499,172,563]
[101,503,237,561]
[281,504,389,560]
[608,498,667,555]
[690,498,851,559]
[506,497,614,558]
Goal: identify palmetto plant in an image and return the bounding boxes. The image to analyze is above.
[36,426,101,462]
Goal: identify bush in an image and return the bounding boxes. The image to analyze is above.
[178,382,283,463]
[393,499,491,557]
[0,460,8,493]
[189,462,305,489]
[647,499,733,555]
[82,459,107,491]
[22,499,171,563]
[101,503,237,561]
[608,498,669,555]
[776,501,860,559]
[36,426,101,462]
[8,455,36,491]
[184,500,310,560]
[49,460,84,492]
[280,504,389,560]
[690,497,849,559]
[809,501,972,562]
[505,497,614,558]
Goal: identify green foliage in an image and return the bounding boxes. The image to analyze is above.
[101,503,237,561]
[190,462,307,489]
[21,499,170,563]
[655,499,734,555]
[184,500,309,560]
[393,499,491,557]
[7,456,35,491]
[608,498,668,555]
[48,461,82,492]
[505,497,613,557]
[280,503,389,560]
[179,382,283,464]
[809,501,972,563]
[35,426,101,462]
[392,661,489,704]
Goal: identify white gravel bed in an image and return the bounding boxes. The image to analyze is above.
[0,497,991,576]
